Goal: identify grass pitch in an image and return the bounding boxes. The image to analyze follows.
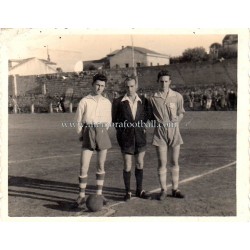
[8,111,236,217]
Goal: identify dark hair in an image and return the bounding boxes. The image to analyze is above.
[157,70,171,82]
[124,76,137,85]
[92,73,107,85]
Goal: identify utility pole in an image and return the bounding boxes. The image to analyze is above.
[131,35,138,83]
[47,45,50,62]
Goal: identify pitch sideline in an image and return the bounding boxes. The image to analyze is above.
[101,160,236,216]
[8,153,236,216]
[8,150,120,164]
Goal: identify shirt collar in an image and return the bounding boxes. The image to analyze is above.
[153,89,177,98]
[85,94,106,101]
[121,93,142,103]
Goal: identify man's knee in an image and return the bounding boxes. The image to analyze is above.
[135,157,144,170]
[136,162,143,170]
[124,164,132,172]
[170,159,179,166]
[123,154,132,171]
[170,165,179,172]
[158,166,167,175]
[158,158,167,167]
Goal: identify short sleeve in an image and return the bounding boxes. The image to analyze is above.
[74,99,85,134]
[106,100,112,124]
[177,94,185,116]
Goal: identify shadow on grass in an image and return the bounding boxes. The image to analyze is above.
[44,201,89,213]
[8,175,125,212]
[147,193,176,201]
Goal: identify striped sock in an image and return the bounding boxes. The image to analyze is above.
[79,175,87,198]
[171,166,180,190]
[96,172,105,195]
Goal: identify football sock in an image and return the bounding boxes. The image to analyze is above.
[171,165,180,190]
[96,172,105,195]
[158,168,167,192]
[123,170,131,193]
[79,175,87,198]
[135,168,143,192]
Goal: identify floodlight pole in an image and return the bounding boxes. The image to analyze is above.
[131,35,138,83]
[47,45,50,62]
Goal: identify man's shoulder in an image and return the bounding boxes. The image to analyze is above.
[171,89,183,98]
[112,96,124,104]
[150,92,160,98]
[138,94,146,101]
[79,96,88,103]
[138,95,150,104]
[79,94,92,102]
[80,95,111,101]
[102,96,112,105]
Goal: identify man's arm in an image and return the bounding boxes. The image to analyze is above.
[178,113,184,123]
[112,98,120,125]
[105,100,112,130]
[145,96,155,122]
[74,100,84,140]
[177,94,185,124]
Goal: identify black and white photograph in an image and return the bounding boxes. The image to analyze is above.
[1,0,250,247]
[3,29,243,218]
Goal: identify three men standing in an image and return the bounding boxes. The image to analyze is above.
[73,70,185,208]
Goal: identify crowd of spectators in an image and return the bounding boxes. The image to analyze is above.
[8,85,237,114]
[135,85,237,111]
[182,86,237,111]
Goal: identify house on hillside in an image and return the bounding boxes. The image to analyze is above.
[209,43,222,59]
[209,35,238,60]
[8,57,58,76]
[222,34,238,51]
[83,46,170,70]
[83,57,110,70]
[108,46,170,68]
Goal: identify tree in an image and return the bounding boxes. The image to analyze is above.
[84,64,97,70]
[56,67,63,73]
[170,56,184,64]
[182,47,208,62]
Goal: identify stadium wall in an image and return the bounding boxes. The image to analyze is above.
[8,59,237,112]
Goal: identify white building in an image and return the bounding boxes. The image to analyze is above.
[108,46,170,68]
[9,57,58,76]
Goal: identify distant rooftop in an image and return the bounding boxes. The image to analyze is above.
[9,57,56,70]
[107,46,169,57]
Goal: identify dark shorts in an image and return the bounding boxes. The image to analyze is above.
[82,126,112,151]
[121,146,146,155]
[116,128,147,155]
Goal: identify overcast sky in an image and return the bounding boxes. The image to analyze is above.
[4,29,227,72]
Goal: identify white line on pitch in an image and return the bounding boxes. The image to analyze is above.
[8,150,121,164]
[8,154,81,164]
[102,160,236,216]
[148,160,236,194]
